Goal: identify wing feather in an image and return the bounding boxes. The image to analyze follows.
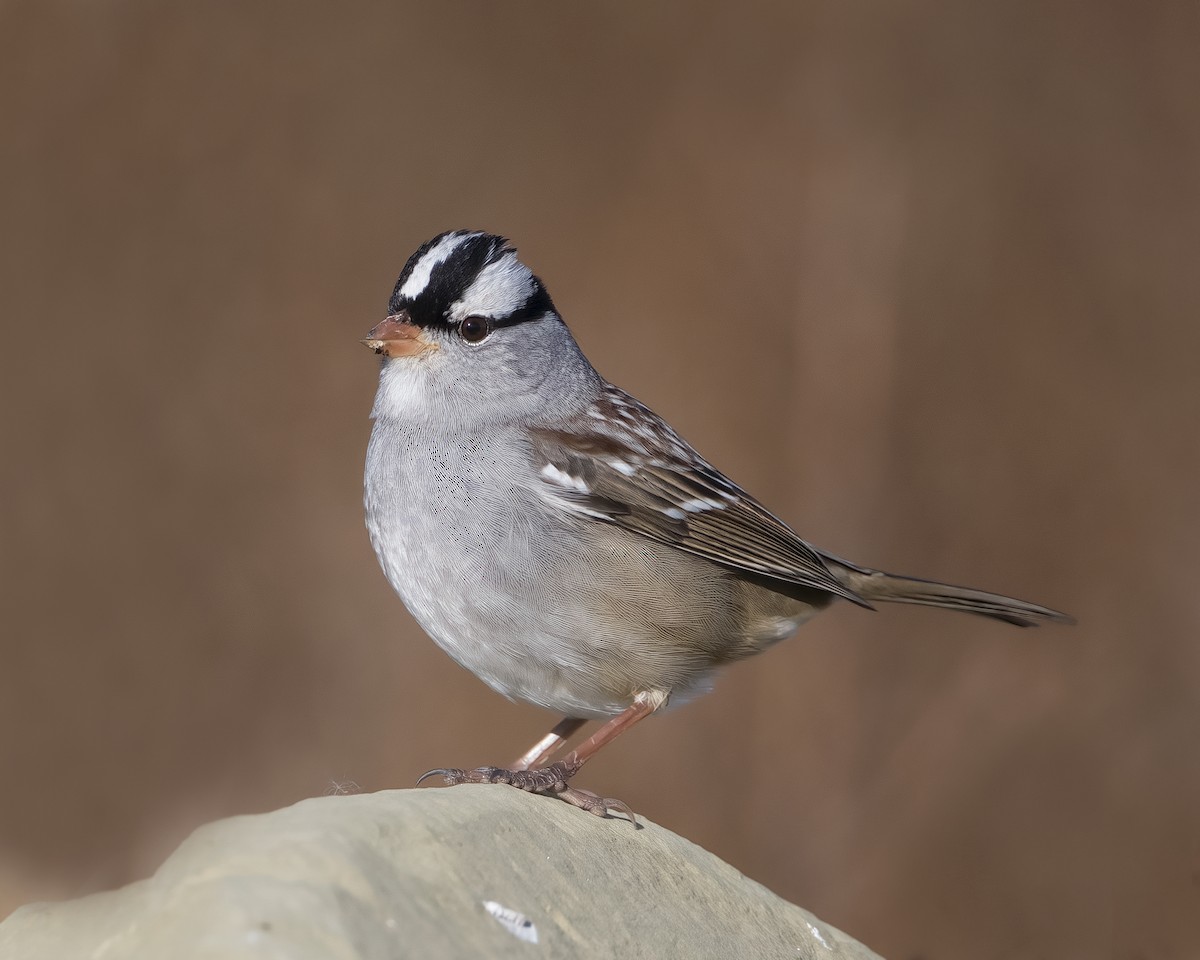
[531,421,868,607]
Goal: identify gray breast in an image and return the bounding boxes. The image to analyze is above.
[363,420,806,717]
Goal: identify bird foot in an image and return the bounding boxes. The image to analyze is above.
[416,759,636,824]
[553,785,636,823]
[417,757,582,792]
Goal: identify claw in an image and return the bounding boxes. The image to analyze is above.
[417,766,502,787]
[555,786,638,826]
[414,758,635,822]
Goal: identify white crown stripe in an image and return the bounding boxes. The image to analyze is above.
[451,253,536,320]
[397,232,474,301]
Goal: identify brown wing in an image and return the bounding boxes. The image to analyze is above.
[530,425,870,607]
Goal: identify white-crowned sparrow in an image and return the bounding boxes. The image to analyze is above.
[363,230,1072,819]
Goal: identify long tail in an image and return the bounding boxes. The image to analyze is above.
[823,556,1074,628]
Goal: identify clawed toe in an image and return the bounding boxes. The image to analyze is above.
[555,786,638,825]
[416,766,501,787]
[415,759,635,822]
[415,768,456,786]
[416,759,579,791]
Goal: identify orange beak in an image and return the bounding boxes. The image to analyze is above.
[361,312,438,358]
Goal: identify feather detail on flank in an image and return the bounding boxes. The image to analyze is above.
[539,462,590,495]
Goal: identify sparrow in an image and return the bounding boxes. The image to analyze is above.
[362,230,1072,819]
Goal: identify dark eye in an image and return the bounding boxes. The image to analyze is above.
[459,315,491,343]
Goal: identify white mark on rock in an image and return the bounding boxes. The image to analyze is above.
[806,920,830,948]
[484,900,539,944]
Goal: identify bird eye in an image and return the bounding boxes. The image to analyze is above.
[459,316,492,343]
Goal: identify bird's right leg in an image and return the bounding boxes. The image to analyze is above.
[417,691,668,822]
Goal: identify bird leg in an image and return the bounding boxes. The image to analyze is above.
[417,691,667,821]
[510,717,586,771]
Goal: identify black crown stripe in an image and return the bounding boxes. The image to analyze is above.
[387,232,557,330]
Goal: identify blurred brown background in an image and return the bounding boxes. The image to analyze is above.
[2,2,1197,957]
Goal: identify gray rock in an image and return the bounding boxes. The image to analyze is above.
[0,786,883,959]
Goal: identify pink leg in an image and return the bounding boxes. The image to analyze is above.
[511,717,586,771]
[558,693,661,768]
[418,691,668,822]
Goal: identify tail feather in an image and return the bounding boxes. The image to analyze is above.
[824,558,1074,628]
